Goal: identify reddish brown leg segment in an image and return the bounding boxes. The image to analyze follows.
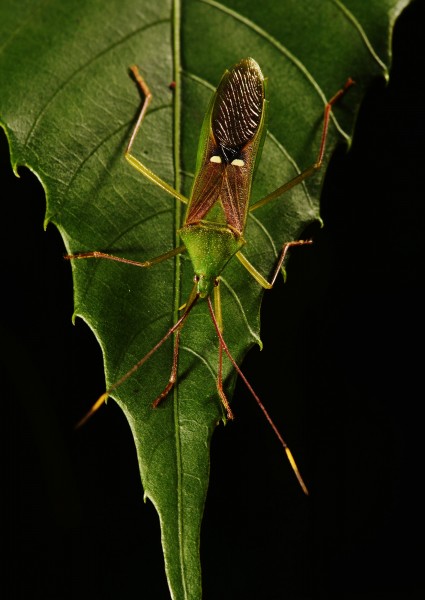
[207,297,309,495]
[250,78,354,213]
[152,328,181,409]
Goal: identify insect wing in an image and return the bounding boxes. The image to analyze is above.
[211,58,264,158]
[185,132,225,225]
[186,59,266,233]
[219,162,251,233]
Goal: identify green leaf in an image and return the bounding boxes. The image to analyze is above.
[0,0,412,598]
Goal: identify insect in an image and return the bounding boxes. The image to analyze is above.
[67,58,353,494]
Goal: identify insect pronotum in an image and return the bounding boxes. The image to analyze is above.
[67,58,353,495]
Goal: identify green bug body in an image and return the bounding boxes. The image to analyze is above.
[181,58,267,296]
[67,58,352,493]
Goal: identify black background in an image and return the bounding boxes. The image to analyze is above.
[3,1,424,598]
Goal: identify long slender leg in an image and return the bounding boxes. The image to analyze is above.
[125,66,188,205]
[238,80,354,289]
[250,78,354,213]
[65,245,186,268]
[207,297,308,495]
[152,328,182,408]
[216,340,234,420]
[236,239,313,290]
[76,290,200,428]
[152,281,201,408]
[213,281,234,420]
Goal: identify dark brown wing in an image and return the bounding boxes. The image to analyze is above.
[219,162,250,233]
[212,58,264,162]
[185,58,265,232]
[184,132,225,225]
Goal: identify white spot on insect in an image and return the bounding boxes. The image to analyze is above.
[231,158,244,167]
[210,155,222,163]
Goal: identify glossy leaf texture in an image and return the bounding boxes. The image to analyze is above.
[0,0,411,598]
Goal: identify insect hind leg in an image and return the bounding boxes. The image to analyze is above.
[151,282,200,409]
[75,290,199,427]
[151,328,182,409]
[207,296,309,495]
[216,340,235,420]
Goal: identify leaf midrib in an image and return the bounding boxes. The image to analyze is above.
[171,0,190,597]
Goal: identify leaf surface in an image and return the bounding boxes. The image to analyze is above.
[0,0,411,597]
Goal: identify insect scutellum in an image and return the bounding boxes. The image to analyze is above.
[66,58,353,494]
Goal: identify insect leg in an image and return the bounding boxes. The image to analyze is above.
[213,281,234,420]
[207,297,308,495]
[65,245,186,267]
[125,66,188,205]
[76,290,199,427]
[236,240,313,290]
[249,78,354,213]
[151,328,182,409]
[152,282,200,409]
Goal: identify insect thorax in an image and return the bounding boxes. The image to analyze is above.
[179,222,246,297]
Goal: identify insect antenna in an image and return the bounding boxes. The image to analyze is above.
[207,297,309,495]
[75,292,200,428]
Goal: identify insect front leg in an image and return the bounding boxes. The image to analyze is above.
[125,65,188,205]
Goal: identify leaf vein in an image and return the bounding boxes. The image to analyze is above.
[332,0,389,78]
[199,0,350,141]
[24,18,170,147]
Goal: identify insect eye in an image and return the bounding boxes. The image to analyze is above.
[194,275,200,282]
[210,155,222,163]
